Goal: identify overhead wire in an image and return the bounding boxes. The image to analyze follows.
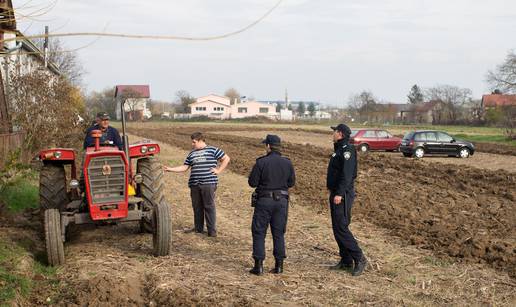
[1,0,284,44]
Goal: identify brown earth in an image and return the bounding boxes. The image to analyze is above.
[1,128,514,306]
[128,127,516,277]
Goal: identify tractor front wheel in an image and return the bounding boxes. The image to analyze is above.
[152,200,171,256]
[44,209,65,266]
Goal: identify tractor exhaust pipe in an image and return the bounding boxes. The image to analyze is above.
[120,99,130,159]
[91,130,102,151]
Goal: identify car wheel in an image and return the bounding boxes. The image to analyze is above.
[459,147,470,158]
[359,144,369,153]
[414,147,425,159]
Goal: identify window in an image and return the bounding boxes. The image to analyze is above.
[414,133,425,141]
[238,107,248,113]
[350,130,359,137]
[362,130,376,138]
[195,107,206,111]
[213,107,224,112]
[259,108,268,113]
[437,132,453,142]
[424,132,437,141]
[376,130,389,138]
[403,132,414,141]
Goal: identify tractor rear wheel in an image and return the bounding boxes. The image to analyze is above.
[152,200,171,256]
[40,163,68,211]
[137,157,165,233]
[44,209,65,266]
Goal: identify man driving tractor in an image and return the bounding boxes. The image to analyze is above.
[83,112,123,150]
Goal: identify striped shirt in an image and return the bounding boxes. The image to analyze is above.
[184,146,225,187]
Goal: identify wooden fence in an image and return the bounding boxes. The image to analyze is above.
[0,132,26,169]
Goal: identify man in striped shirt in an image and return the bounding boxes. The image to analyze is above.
[164,132,230,237]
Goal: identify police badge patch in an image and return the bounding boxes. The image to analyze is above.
[343,151,351,160]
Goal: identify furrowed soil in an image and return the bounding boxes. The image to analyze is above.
[2,126,514,306]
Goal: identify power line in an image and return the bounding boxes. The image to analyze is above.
[2,0,284,44]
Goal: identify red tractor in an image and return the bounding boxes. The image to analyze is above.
[38,109,171,266]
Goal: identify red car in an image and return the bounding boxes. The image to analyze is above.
[350,129,402,153]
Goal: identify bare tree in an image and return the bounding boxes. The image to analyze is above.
[8,71,87,153]
[348,90,377,122]
[425,85,472,124]
[224,88,241,105]
[85,88,116,119]
[119,88,143,121]
[34,36,85,86]
[487,50,516,94]
[175,90,195,113]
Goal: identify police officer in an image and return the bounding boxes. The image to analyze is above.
[83,112,123,150]
[327,124,367,276]
[248,134,295,275]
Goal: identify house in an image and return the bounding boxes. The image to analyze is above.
[0,0,60,133]
[189,94,278,119]
[230,100,277,119]
[189,94,231,119]
[481,94,516,110]
[114,85,151,121]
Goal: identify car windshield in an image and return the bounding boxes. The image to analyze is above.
[403,132,414,140]
[350,130,358,137]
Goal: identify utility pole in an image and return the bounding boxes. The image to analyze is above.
[44,26,49,68]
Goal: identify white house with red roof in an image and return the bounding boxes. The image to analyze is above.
[114,85,151,120]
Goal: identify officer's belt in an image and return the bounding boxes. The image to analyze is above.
[258,190,289,199]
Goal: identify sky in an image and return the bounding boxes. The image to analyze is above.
[14,0,516,106]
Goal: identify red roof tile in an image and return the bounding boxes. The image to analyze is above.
[482,94,516,107]
[115,85,150,98]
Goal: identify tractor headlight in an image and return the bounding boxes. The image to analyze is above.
[54,151,62,159]
[148,146,156,152]
[134,174,143,184]
[70,179,79,189]
[140,146,148,153]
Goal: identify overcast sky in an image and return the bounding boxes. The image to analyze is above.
[15,0,516,105]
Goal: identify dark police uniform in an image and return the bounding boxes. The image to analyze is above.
[327,124,366,276]
[248,135,295,275]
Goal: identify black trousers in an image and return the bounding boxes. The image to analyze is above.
[190,184,217,234]
[329,191,363,263]
[252,197,288,261]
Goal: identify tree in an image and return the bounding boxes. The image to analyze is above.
[425,85,472,124]
[224,88,241,105]
[275,103,282,113]
[297,102,306,116]
[118,88,144,121]
[487,50,516,94]
[9,71,87,153]
[348,90,377,122]
[307,102,316,117]
[34,36,85,86]
[407,84,424,104]
[85,88,116,119]
[175,90,195,113]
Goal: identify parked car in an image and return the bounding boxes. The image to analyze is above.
[399,130,475,159]
[349,129,402,152]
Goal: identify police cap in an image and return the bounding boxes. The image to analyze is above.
[331,123,351,136]
[261,134,281,145]
[96,112,110,120]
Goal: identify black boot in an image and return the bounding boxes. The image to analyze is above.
[330,259,353,271]
[271,259,283,274]
[249,259,263,275]
[352,256,368,276]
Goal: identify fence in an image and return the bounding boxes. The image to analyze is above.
[0,132,26,169]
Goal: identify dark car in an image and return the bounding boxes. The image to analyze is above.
[399,130,475,159]
[349,129,402,153]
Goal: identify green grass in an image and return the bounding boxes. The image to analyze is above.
[0,172,39,213]
[0,241,32,305]
[452,134,516,146]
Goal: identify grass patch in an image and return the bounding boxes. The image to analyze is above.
[0,240,32,305]
[0,171,39,213]
[452,134,516,146]
[423,256,451,267]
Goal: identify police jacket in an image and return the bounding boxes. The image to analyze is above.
[83,125,123,150]
[248,151,296,193]
[326,139,357,196]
